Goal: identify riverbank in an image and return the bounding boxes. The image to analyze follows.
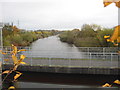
[59,24,114,47]
[2,25,59,46]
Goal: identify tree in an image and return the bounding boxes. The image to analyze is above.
[103,0,120,8]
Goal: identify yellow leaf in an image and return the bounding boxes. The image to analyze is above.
[118,51,120,54]
[11,44,17,55]
[4,59,9,61]
[20,62,26,64]
[13,65,18,71]
[110,25,120,42]
[104,2,112,7]
[105,25,120,45]
[104,0,120,2]
[113,43,118,46]
[12,55,18,64]
[107,39,110,42]
[104,35,110,39]
[8,86,15,90]
[14,73,22,80]
[113,80,120,84]
[16,55,26,66]
[2,70,11,74]
[2,52,7,55]
[20,55,26,60]
[117,37,120,43]
[18,49,27,52]
[104,0,120,7]
[115,1,120,8]
[102,83,111,87]
[0,50,7,55]
[15,71,21,73]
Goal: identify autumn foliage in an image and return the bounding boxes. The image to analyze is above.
[1,44,26,89]
[2,25,58,46]
[103,0,120,8]
[104,25,120,46]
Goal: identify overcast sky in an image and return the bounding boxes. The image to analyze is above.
[0,0,118,30]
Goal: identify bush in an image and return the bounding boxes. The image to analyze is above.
[59,24,114,47]
[11,34,23,46]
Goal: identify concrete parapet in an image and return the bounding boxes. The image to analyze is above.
[2,64,120,75]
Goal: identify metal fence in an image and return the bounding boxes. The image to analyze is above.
[0,46,119,52]
[1,47,119,68]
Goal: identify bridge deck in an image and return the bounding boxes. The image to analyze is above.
[1,47,120,75]
[2,64,120,75]
[3,55,119,68]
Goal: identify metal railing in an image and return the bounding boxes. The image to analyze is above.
[1,46,119,68]
[0,46,119,52]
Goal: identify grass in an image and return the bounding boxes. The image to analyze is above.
[24,57,118,61]
[3,63,120,69]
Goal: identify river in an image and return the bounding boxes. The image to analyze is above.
[29,35,84,58]
[22,35,118,68]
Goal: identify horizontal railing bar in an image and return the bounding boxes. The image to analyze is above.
[0,46,118,48]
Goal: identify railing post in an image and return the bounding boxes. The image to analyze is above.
[69,58,71,67]
[49,57,51,66]
[29,47,32,66]
[103,47,105,59]
[103,48,105,55]
[111,53,113,68]
[30,56,32,66]
[1,54,4,64]
[88,47,89,55]
[89,53,92,68]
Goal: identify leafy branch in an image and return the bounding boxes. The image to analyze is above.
[0,44,27,89]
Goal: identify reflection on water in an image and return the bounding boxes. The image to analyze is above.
[29,35,84,58]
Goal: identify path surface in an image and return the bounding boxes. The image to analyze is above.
[4,57,119,68]
[24,58,119,68]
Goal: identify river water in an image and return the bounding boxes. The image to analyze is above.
[29,35,84,58]
[22,35,118,68]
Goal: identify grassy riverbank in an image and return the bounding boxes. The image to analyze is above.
[59,24,114,47]
[2,25,59,46]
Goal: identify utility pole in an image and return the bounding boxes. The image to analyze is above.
[0,22,3,49]
[18,20,19,28]
[0,22,3,65]
[11,22,13,26]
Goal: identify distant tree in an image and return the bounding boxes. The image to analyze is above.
[59,24,114,47]
[12,26,20,34]
[81,24,94,31]
[90,24,102,31]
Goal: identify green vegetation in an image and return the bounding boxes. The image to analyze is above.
[2,25,58,46]
[25,57,113,61]
[59,24,114,47]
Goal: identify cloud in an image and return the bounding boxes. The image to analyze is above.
[1,0,118,30]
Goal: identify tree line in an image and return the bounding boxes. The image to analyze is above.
[59,24,114,47]
[2,25,58,46]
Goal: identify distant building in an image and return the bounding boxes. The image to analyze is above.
[0,22,10,27]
